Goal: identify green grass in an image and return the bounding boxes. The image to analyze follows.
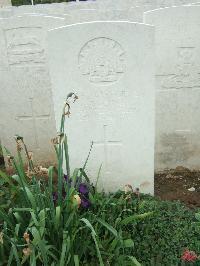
[0,93,199,265]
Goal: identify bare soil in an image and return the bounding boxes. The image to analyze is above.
[155,166,200,209]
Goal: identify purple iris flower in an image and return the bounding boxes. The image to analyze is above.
[64,174,72,185]
[79,183,89,195]
[80,196,91,209]
[64,174,69,182]
[53,192,58,203]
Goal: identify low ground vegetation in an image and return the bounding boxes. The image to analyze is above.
[0,94,199,265]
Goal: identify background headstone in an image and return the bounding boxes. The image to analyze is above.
[68,7,143,23]
[0,0,11,8]
[132,0,157,11]
[47,21,155,194]
[0,7,13,17]
[0,15,65,165]
[97,0,134,10]
[145,6,200,170]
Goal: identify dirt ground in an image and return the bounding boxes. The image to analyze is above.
[155,166,200,209]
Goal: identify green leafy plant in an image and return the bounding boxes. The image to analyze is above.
[0,93,148,265]
[1,93,198,265]
[132,198,200,266]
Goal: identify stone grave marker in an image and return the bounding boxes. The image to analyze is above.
[0,15,65,165]
[145,6,200,170]
[0,7,13,18]
[68,7,143,23]
[132,0,157,11]
[173,0,200,5]
[98,7,143,22]
[14,3,71,18]
[97,0,134,10]
[131,0,200,12]
[68,9,98,23]
[64,1,98,12]
[0,0,11,8]
[47,21,155,193]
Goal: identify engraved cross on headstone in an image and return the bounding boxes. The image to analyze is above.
[16,97,50,149]
[93,125,122,176]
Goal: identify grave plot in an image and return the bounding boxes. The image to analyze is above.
[145,6,200,171]
[47,21,155,193]
[0,15,65,164]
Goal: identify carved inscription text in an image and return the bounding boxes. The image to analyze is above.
[78,37,126,84]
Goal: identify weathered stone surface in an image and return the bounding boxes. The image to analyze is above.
[131,0,200,11]
[145,6,200,170]
[64,1,98,11]
[132,0,157,11]
[173,0,200,5]
[0,0,11,8]
[0,15,65,165]
[68,9,99,23]
[97,0,134,10]
[47,21,155,193]
[0,7,13,17]
[14,5,47,15]
[68,7,143,23]
[14,3,71,18]
[65,0,137,12]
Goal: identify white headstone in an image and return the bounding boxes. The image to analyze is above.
[128,7,144,22]
[65,0,133,11]
[131,0,200,11]
[145,6,200,170]
[132,0,157,11]
[0,0,11,8]
[14,3,70,18]
[99,7,143,22]
[0,15,65,165]
[47,21,155,193]
[64,1,98,11]
[173,0,200,5]
[190,1,200,4]
[97,0,134,10]
[0,7,13,18]
[68,7,143,23]
[68,9,99,23]
[14,5,40,15]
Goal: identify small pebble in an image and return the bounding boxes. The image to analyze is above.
[188,187,196,192]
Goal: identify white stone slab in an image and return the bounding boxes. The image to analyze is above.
[14,6,40,15]
[128,7,144,22]
[14,4,70,17]
[0,0,11,8]
[0,15,65,165]
[47,21,155,193]
[190,1,200,4]
[68,7,143,23]
[97,0,134,10]
[0,7,13,18]
[173,0,200,5]
[37,3,69,16]
[131,0,200,11]
[64,1,98,11]
[65,0,134,11]
[145,6,200,170]
[99,7,143,22]
[68,9,99,23]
